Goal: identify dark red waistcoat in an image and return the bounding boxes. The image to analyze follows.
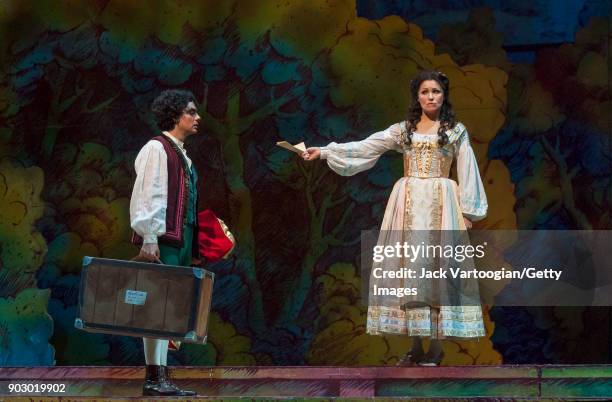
[131,135,200,257]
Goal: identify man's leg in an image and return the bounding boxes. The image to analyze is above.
[142,337,174,396]
[153,227,196,396]
[141,243,180,396]
[156,244,181,369]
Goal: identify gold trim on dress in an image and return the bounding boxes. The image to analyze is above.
[430,180,443,229]
[403,167,413,231]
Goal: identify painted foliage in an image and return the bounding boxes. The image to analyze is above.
[0,0,605,366]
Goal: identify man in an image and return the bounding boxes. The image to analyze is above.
[130,90,200,396]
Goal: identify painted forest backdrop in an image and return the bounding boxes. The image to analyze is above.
[0,1,610,366]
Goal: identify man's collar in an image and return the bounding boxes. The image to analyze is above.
[162,131,185,149]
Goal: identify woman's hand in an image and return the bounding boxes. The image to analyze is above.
[302,147,320,161]
[463,217,473,229]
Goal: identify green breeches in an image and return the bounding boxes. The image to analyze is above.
[158,225,194,267]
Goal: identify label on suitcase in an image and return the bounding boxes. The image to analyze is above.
[124,290,147,305]
[75,256,214,344]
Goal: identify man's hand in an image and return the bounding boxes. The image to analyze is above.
[302,147,321,161]
[139,243,162,263]
[463,217,473,229]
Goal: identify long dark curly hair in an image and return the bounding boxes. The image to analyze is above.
[403,70,456,146]
[151,90,196,131]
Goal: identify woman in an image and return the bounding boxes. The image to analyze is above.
[302,70,487,365]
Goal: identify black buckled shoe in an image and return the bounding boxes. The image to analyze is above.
[161,365,197,397]
[143,365,181,396]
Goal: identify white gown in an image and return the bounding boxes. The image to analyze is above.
[320,122,487,338]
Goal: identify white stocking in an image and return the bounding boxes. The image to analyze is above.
[159,340,169,366]
[143,338,163,365]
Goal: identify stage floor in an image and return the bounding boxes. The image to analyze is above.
[0,365,611,400]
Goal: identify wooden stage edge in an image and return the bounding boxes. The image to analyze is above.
[0,365,610,400]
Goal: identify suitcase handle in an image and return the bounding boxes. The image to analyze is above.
[131,255,206,269]
[131,255,162,264]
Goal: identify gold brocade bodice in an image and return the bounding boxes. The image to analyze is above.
[403,140,453,178]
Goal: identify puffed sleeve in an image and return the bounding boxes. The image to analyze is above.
[129,140,168,244]
[455,125,488,221]
[319,123,404,176]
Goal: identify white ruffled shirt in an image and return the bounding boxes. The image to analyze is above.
[129,132,193,244]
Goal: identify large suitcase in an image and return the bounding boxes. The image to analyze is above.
[75,256,214,344]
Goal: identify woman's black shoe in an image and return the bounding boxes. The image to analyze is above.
[396,349,425,366]
[418,349,445,366]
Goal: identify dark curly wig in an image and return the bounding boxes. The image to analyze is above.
[403,70,456,146]
[151,90,197,131]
